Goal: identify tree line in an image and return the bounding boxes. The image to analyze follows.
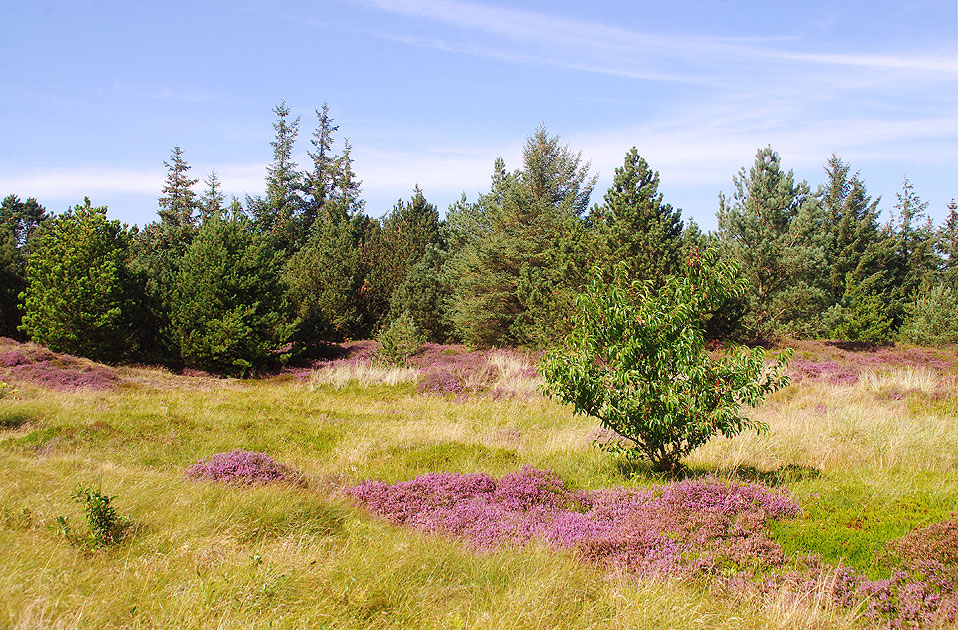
[3,101,957,374]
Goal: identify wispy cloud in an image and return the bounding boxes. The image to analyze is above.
[352,0,957,80]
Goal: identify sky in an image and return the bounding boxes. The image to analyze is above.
[2,0,956,231]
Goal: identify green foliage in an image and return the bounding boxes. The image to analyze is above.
[540,249,791,472]
[56,485,130,549]
[128,147,202,365]
[373,310,425,366]
[591,147,684,282]
[825,274,894,343]
[389,244,454,343]
[255,100,304,255]
[0,195,49,338]
[19,200,137,362]
[717,147,827,338]
[897,283,958,346]
[818,156,890,310]
[446,127,596,347]
[365,187,442,327]
[284,215,370,343]
[170,212,291,376]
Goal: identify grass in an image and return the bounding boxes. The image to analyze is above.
[0,341,956,628]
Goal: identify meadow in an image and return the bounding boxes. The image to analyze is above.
[0,337,956,629]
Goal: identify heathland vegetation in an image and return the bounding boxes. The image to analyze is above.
[1,102,957,628]
[1,336,957,627]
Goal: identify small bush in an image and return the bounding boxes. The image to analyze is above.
[373,310,424,366]
[898,284,958,346]
[56,485,130,549]
[184,449,306,487]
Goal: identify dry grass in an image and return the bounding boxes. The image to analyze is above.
[1,343,957,628]
[308,362,420,389]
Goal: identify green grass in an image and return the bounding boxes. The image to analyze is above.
[1,359,956,628]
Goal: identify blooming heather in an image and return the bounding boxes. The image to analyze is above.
[184,449,306,487]
[347,468,798,575]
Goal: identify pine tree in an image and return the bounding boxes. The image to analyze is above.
[592,148,684,282]
[446,127,596,347]
[717,147,827,338]
[0,195,49,338]
[284,216,368,343]
[170,211,291,375]
[19,199,136,361]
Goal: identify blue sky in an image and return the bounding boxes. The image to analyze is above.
[2,0,956,231]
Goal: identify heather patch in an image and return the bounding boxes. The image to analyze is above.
[348,468,958,626]
[0,339,119,392]
[184,449,307,487]
[347,468,798,576]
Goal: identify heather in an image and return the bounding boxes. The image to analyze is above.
[0,337,119,392]
[346,469,958,627]
[0,340,957,628]
[184,449,306,487]
[347,468,799,573]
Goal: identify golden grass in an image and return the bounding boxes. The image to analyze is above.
[1,354,956,628]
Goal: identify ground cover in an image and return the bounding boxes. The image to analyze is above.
[0,337,956,628]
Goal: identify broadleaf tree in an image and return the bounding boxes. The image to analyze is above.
[540,249,791,472]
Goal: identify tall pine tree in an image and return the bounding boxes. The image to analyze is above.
[717,147,826,338]
[592,148,684,282]
[446,126,596,347]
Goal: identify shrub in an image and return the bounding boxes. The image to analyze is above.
[56,485,130,549]
[373,310,424,366]
[184,449,306,487]
[898,283,958,346]
[540,250,791,472]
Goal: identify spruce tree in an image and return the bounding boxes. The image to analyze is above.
[446,126,596,347]
[817,156,894,341]
[130,146,201,364]
[938,199,958,289]
[366,186,442,326]
[888,176,938,326]
[255,100,304,255]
